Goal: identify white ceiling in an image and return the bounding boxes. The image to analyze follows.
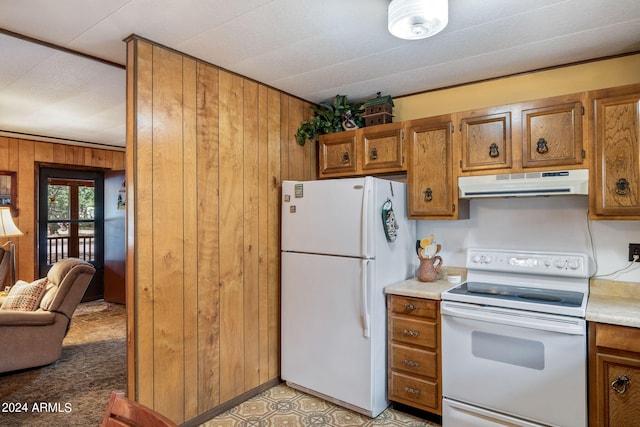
[1,0,639,148]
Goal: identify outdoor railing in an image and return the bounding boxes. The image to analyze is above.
[47,235,94,264]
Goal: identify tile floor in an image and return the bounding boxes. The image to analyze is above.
[201,384,440,427]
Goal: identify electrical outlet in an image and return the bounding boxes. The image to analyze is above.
[629,243,640,262]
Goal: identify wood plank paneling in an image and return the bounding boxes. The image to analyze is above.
[151,45,186,420]
[131,39,155,408]
[218,70,246,403]
[243,79,261,390]
[127,37,314,425]
[182,56,199,421]
[266,88,282,380]
[195,61,220,413]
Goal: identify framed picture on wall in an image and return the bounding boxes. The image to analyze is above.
[0,171,17,216]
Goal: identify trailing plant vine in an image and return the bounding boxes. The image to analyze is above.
[295,95,364,146]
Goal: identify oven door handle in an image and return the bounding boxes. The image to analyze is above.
[441,302,585,335]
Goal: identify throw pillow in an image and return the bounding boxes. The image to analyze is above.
[0,279,47,311]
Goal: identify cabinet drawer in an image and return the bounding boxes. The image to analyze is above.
[389,295,437,319]
[595,323,640,354]
[390,343,437,379]
[390,316,437,348]
[389,371,439,411]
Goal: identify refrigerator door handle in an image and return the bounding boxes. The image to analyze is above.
[361,177,371,258]
[361,259,370,338]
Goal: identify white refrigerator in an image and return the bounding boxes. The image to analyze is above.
[281,176,416,417]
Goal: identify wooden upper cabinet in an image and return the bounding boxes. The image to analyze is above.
[460,111,511,172]
[407,116,465,219]
[318,122,405,178]
[362,122,404,172]
[522,101,584,168]
[592,86,640,217]
[318,130,357,176]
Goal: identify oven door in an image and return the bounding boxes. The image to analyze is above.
[441,301,586,427]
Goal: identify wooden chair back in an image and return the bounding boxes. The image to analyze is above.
[102,391,177,427]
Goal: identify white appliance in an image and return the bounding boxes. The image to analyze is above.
[281,177,416,417]
[441,248,592,427]
[458,169,589,198]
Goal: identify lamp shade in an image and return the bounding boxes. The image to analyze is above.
[0,207,22,237]
[388,0,448,40]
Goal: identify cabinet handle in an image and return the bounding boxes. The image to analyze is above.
[536,138,549,154]
[611,375,631,394]
[403,359,421,368]
[370,147,378,160]
[403,329,420,337]
[341,152,350,163]
[424,188,433,202]
[489,143,499,158]
[615,178,631,195]
[404,303,420,311]
[404,386,420,395]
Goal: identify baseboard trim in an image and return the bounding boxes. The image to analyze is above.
[181,377,281,427]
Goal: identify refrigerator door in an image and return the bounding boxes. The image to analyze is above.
[282,178,370,258]
[281,251,387,416]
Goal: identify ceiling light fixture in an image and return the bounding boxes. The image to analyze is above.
[388,0,448,40]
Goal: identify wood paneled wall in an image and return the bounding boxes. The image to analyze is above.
[126,37,315,424]
[0,136,125,284]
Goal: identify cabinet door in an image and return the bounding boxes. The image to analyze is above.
[318,130,357,177]
[362,123,404,172]
[594,353,640,426]
[460,112,511,171]
[522,102,584,168]
[407,118,456,218]
[594,93,640,216]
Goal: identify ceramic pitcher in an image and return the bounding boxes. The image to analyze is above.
[417,255,442,282]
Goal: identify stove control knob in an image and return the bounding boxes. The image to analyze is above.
[483,256,492,264]
[472,255,482,263]
[554,259,566,269]
[568,259,580,270]
[544,258,552,267]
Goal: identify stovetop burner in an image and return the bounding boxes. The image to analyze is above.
[448,281,584,309]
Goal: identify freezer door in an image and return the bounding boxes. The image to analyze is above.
[281,252,388,416]
[282,178,368,257]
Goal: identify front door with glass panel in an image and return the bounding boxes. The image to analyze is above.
[39,168,104,301]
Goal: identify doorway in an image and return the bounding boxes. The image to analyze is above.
[38,167,104,301]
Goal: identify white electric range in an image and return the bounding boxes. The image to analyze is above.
[441,248,593,427]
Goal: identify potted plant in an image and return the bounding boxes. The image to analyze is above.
[295,95,365,146]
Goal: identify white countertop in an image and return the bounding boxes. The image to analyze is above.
[384,267,466,300]
[586,279,640,328]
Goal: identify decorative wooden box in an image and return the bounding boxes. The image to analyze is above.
[363,93,394,126]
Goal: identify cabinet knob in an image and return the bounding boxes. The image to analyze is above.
[370,147,378,160]
[489,143,500,158]
[424,188,433,202]
[536,138,549,154]
[611,375,631,394]
[615,178,631,195]
[404,303,420,311]
[402,329,420,337]
[341,152,350,164]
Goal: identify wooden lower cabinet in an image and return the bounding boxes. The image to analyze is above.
[387,294,441,415]
[589,322,640,426]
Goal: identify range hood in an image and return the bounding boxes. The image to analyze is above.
[458,169,589,198]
